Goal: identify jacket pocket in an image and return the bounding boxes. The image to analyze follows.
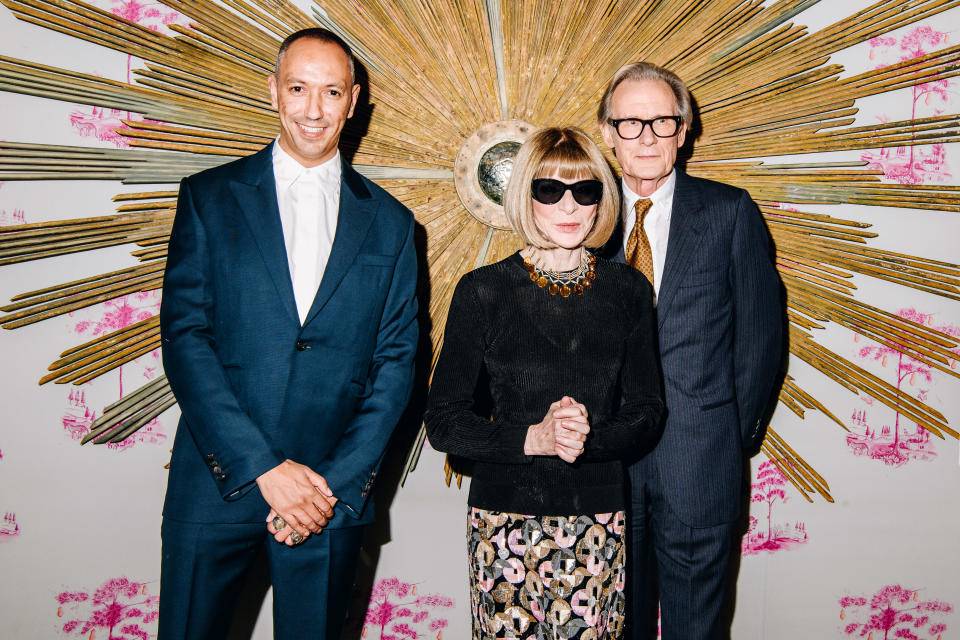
[681,267,725,287]
[356,253,394,267]
[701,396,735,410]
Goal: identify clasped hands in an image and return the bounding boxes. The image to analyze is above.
[524,396,590,463]
[257,459,338,547]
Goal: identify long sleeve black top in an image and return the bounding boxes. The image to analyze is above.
[424,252,664,515]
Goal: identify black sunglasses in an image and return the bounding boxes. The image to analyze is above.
[531,179,603,206]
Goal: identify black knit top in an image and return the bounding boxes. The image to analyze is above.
[424,252,664,515]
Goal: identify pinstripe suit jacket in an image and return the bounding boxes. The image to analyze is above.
[611,169,782,527]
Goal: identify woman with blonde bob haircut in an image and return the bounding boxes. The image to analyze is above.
[425,126,664,640]
[504,127,619,251]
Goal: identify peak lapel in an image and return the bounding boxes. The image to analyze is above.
[656,171,707,328]
[228,144,300,325]
[302,160,377,326]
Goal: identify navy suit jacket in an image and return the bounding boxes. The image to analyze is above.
[612,169,782,527]
[159,143,418,528]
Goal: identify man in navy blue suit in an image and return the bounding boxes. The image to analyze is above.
[158,28,418,639]
[599,62,782,640]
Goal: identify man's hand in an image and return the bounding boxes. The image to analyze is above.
[256,460,337,544]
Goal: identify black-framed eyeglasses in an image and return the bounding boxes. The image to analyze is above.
[607,116,683,139]
[531,179,603,206]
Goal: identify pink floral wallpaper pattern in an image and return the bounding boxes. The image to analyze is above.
[840,584,952,639]
[56,576,159,639]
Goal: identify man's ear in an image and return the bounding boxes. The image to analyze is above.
[600,121,616,150]
[347,83,361,119]
[267,74,279,110]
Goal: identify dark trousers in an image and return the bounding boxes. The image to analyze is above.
[158,518,363,640]
[627,458,736,640]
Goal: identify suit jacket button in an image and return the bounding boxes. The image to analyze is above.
[213,465,222,474]
[206,453,215,460]
[295,340,309,351]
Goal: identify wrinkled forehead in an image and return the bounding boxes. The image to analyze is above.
[611,78,679,115]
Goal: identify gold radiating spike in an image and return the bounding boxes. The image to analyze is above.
[0,211,171,264]
[0,55,277,137]
[761,426,834,503]
[781,375,847,429]
[81,375,175,445]
[316,1,498,168]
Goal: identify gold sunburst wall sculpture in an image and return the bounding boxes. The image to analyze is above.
[1,0,959,502]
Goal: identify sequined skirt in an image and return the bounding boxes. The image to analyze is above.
[467,507,626,639]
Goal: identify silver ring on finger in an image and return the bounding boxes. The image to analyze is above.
[289,531,304,545]
[272,516,287,531]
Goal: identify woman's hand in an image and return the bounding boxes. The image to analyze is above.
[525,396,591,463]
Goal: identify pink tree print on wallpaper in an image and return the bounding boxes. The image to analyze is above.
[363,577,455,640]
[107,0,180,28]
[742,460,807,556]
[70,2,188,149]
[840,584,952,639]
[0,208,27,225]
[861,27,953,185]
[70,106,138,149]
[62,293,166,449]
[56,576,158,639]
[71,292,161,397]
[0,512,20,542]
[849,309,958,466]
[0,446,18,542]
[62,387,99,442]
[0,447,16,541]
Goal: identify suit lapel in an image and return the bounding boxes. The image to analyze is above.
[228,144,300,325]
[656,170,707,328]
[302,160,377,326]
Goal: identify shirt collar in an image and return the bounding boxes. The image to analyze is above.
[622,169,676,212]
[272,138,342,190]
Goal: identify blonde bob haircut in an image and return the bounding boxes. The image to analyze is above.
[503,127,619,250]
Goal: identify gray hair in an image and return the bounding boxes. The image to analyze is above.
[275,28,355,83]
[597,62,692,126]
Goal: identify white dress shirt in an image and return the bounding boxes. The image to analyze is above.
[621,170,675,303]
[272,141,341,324]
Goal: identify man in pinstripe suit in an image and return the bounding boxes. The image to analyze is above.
[599,62,783,640]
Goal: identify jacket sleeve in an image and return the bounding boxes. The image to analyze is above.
[159,177,286,499]
[579,276,665,462]
[316,214,419,519]
[424,275,533,464]
[730,190,783,450]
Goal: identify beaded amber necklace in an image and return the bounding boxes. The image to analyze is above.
[523,249,597,297]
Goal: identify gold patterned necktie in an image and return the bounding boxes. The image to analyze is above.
[625,198,654,285]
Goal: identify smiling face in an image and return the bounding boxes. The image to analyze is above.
[268,38,360,167]
[601,78,686,197]
[531,173,599,251]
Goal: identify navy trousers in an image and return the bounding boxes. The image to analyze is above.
[627,458,736,640]
[158,518,363,640]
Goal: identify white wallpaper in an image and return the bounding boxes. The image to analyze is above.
[0,2,958,639]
